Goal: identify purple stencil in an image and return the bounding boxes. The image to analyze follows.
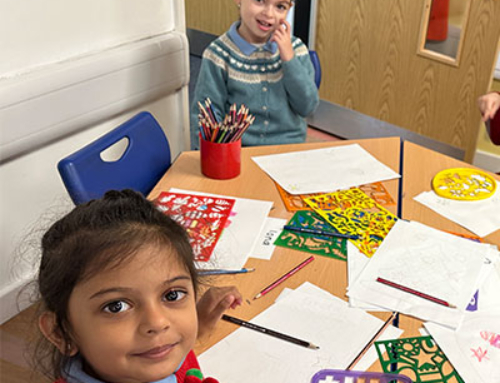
[466,290,479,312]
[311,369,413,383]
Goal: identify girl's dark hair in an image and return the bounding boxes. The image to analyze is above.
[34,189,198,380]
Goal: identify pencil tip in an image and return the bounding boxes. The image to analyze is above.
[309,344,320,350]
[253,293,261,300]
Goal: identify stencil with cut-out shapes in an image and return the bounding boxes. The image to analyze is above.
[155,191,235,261]
[304,188,398,257]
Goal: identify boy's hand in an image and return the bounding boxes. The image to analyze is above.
[478,92,500,122]
[196,286,242,338]
[271,20,294,62]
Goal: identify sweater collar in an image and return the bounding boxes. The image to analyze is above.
[63,355,183,383]
[228,21,277,55]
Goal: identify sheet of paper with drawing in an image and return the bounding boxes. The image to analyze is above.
[424,260,500,383]
[414,181,500,237]
[252,144,400,195]
[199,283,402,383]
[348,220,494,329]
[169,188,272,270]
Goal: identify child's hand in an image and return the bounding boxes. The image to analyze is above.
[196,286,242,338]
[478,92,500,122]
[271,20,294,62]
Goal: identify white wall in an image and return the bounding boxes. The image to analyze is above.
[0,0,176,79]
[0,0,190,324]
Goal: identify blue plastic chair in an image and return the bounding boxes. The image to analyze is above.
[58,111,171,205]
[309,50,322,89]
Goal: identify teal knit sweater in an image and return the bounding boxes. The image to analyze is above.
[190,22,319,149]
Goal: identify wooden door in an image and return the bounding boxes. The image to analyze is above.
[185,0,237,36]
[315,0,500,162]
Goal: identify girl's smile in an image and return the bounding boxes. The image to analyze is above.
[132,342,179,360]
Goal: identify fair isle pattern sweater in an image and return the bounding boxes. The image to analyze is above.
[190,22,319,149]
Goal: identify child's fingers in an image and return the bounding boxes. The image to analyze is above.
[281,20,291,33]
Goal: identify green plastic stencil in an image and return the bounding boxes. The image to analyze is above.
[375,336,464,383]
[274,211,347,261]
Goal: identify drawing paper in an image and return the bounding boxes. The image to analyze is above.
[199,283,402,382]
[424,259,500,383]
[252,144,400,195]
[348,220,494,329]
[414,181,500,237]
[347,242,389,311]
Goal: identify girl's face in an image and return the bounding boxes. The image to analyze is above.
[67,245,197,383]
[235,0,292,44]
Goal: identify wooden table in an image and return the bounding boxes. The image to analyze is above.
[398,141,500,338]
[150,137,500,374]
[149,137,401,364]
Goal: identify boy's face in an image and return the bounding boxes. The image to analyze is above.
[236,0,293,44]
[66,245,198,383]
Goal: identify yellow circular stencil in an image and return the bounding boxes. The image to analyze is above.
[432,168,496,200]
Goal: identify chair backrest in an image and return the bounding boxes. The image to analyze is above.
[58,111,171,205]
[309,50,322,89]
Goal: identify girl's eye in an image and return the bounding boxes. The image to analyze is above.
[164,290,187,302]
[103,300,130,314]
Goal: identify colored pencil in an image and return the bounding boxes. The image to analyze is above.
[376,277,457,308]
[283,225,359,240]
[222,314,319,350]
[198,268,256,276]
[346,312,397,370]
[253,256,314,300]
[197,99,255,144]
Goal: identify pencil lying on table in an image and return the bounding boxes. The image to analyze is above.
[346,311,397,370]
[376,277,457,308]
[283,225,359,240]
[253,256,314,300]
[197,268,255,276]
[222,314,319,350]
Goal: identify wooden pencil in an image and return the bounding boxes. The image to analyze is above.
[346,312,397,370]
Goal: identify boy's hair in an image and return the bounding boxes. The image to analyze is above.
[34,189,198,379]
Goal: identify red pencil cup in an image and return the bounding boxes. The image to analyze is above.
[200,134,241,180]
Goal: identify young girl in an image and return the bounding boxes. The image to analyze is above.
[190,0,319,149]
[34,189,241,383]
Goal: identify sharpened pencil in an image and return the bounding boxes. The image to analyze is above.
[376,277,457,308]
[283,225,359,240]
[253,256,314,300]
[346,312,397,370]
[197,268,256,276]
[222,314,319,350]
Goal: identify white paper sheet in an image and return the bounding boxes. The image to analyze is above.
[424,261,500,383]
[248,217,286,260]
[251,144,400,195]
[426,314,500,383]
[169,188,272,270]
[347,242,388,311]
[348,220,493,329]
[199,283,402,383]
[414,181,500,237]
